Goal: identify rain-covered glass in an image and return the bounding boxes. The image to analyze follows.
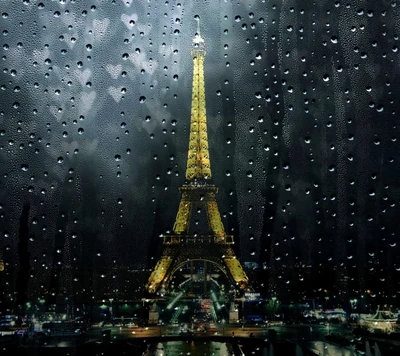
[0,1,399,354]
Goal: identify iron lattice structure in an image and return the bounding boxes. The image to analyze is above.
[146,23,249,294]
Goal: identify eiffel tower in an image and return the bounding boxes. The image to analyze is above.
[146,19,249,295]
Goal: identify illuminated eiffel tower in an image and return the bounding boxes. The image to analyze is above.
[146,19,249,295]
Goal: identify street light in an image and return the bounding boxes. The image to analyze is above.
[159,320,163,336]
[350,299,358,325]
[350,299,358,314]
[240,296,246,328]
[324,296,330,309]
[109,298,114,323]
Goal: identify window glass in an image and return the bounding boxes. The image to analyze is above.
[0,0,399,351]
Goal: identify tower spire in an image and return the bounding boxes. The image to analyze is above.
[185,17,210,181]
[196,16,200,37]
[193,15,204,44]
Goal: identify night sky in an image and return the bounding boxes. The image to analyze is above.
[0,1,400,301]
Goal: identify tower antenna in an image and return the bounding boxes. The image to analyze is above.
[195,16,200,37]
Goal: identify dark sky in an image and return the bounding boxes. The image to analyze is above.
[0,1,400,299]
